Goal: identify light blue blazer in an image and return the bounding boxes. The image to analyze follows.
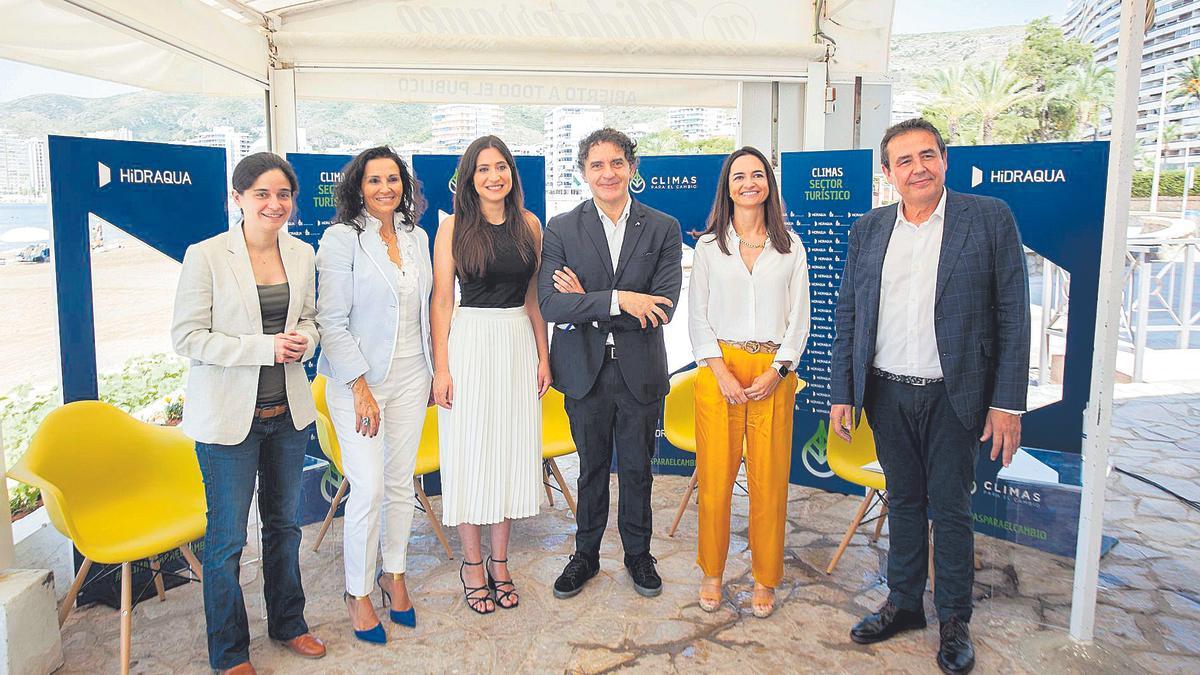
[315,212,434,387]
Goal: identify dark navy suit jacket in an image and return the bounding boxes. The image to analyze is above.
[538,199,683,404]
[830,189,1031,432]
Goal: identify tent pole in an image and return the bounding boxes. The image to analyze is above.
[1069,0,1146,644]
[268,66,299,156]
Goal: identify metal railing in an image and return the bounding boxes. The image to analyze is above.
[1037,238,1199,383]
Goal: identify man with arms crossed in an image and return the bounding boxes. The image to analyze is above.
[538,128,683,599]
[829,118,1029,674]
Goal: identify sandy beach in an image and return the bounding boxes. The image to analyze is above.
[0,243,180,394]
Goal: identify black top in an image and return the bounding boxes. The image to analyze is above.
[256,282,289,407]
[458,223,535,308]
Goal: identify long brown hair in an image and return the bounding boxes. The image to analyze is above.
[451,135,536,278]
[701,146,792,256]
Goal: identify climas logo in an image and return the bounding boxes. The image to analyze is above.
[448,168,459,195]
[971,165,1066,188]
[801,420,835,479]
[98,161,192,188]
[629,170,646,194]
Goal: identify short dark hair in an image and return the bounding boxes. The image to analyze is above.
[577,127,638,171]
[880,118,947,169]
[334,146,424,232]
[232,152,297,194]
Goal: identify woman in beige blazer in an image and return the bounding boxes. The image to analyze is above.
[171,153,325,675]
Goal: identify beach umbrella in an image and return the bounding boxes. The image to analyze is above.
[0,226,50,244]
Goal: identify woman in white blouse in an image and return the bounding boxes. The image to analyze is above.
[687,146,810,619]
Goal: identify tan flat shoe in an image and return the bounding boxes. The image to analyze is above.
[752,583,775,618]
[699,576,722,612]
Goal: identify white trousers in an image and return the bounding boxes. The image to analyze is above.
[326,354,431,596]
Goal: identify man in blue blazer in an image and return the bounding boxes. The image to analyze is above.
[829,118,1030,674]
[538,128,683,600]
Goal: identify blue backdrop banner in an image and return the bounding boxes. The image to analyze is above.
[48,135,228,403]
[781,149,874,495]
[413,154,546,248]
[946,141,1109,557]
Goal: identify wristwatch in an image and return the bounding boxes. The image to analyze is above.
[773,362,790,379]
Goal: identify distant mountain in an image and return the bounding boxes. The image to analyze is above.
[889,25,1025,92]
[0,92,670,150]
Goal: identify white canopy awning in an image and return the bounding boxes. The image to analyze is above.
[2,0,895,105]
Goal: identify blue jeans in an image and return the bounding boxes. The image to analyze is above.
[195,411,311,670]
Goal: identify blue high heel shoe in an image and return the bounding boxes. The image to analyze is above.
[343,592,387,644]
[377,572,417,627]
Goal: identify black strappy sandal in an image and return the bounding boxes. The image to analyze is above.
[459,560,495,615]
[486,556,519,609]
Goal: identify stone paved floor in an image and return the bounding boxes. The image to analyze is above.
[25,382,1200,674]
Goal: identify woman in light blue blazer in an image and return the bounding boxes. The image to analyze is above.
[316,146,432,644]
[172,153,326,674]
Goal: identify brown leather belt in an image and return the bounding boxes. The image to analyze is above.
[253,404,288,419]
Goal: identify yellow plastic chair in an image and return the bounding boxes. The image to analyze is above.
[540,387,578,516]
[666,369,806,537]
[824,411,889,574]
[309,375,453,560]
[7,400,206,675]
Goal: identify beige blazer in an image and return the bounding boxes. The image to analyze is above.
[171,226,319,445]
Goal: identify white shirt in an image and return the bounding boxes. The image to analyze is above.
[688,228,811,367]
[594,198,629,345]
[873,188,946,379]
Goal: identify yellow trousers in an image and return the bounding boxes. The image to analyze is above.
[695,344,796,587]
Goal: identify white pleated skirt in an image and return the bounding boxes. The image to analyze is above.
[439,306,542,526]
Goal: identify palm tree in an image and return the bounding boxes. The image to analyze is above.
[966,64,1037,144]
[1061,62,1115,140]
[1169,55,1200,107]
[919,66,971,144]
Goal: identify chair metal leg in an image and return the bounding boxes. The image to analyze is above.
[826,489,876,575]
[312,478,348,552]
[668,470,699,538]
[414,478,454,560]
[59,557,93,626]
[178,545,203,582]
[148,558,166,602]
[546,458,577,517]
[119,561,132,675]
[871,502,888,543]
[542,462,555,506]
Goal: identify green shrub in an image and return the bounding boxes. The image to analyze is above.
[2,353,187,516]
[1131,170,1196,197]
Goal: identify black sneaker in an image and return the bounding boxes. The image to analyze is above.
[553,553,599,599]
[624,552,662,597]
[937,617,975,674]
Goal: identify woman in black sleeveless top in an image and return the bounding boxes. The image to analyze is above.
[431,136,551,615]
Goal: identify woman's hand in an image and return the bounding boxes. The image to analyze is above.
[714,369,750,405]
[274,333,306,363]
[352,377,380,437]
[432,370,454,410]
[537,360,553,398]
[744,369,783,402]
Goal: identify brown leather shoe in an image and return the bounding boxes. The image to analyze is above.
[218,663,256,675]
[280,633,327,659]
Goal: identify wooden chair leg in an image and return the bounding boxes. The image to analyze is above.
[415,478,454,560]
[668,470,699,538]
[542,462,555,506]
[312,478,348,552]
[928,524,936,593]
[59,557,93,626]
[871,502,888,543]
[546,458,577,517]
[148,558,166,602]
[120,561,132,675]
[178,545,203,582]
[826,489,876,575]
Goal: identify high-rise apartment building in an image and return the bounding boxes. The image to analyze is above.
[543,106,603,212]
[431,104,503,152]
